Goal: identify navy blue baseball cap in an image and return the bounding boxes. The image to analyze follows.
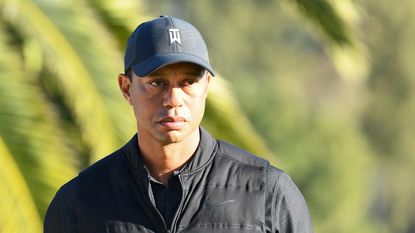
[124,16,215,77]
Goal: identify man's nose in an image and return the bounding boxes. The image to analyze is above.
[163,86,184,108]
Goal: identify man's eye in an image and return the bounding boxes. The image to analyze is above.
[149,80,164,87]
[183,79,197,86]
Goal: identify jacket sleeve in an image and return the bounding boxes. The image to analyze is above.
[44,177,80,233]
[267,166,314,233]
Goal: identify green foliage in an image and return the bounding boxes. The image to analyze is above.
[203,76,272,160]
[0,137,42,232]
[0,18,77,226]
[291,0,352,44]
[360,0,415,232]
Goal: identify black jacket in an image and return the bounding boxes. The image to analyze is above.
[44,128,313,233]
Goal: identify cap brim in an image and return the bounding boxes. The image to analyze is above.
[132,53,215,77]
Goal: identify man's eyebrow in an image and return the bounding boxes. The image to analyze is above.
[147,71,164,77]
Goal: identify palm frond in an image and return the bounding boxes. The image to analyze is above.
[0,137,43,233]
[290,0,351,45]
[86,0,149,50]
[2,0,121,162]
[289,0,368,81]
[0,21,77,227]
[203,75,275,163]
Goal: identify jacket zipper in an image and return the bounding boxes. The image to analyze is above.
[146,179,170,233]
[170,174,186,233]
[128,160,172,232]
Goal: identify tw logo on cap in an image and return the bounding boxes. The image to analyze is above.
[168,28,181,45]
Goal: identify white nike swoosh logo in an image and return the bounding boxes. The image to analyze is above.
[202,199,236,210]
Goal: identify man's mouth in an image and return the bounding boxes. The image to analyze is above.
[159,116,186,129]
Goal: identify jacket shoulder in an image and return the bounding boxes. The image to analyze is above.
[78,148,125,196]
[216,140,269,168]
[80,149,123,177]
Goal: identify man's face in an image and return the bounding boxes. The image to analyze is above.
[120,62,211,144]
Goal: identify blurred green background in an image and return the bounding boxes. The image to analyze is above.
[1,0,414,232]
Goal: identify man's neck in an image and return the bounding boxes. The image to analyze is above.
[137,129,200,185]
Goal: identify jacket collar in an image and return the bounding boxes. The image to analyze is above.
[123,127,217,177]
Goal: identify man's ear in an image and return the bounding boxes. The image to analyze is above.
[118,73,133,105]
[205,73,212,98]
[207,73,212,83]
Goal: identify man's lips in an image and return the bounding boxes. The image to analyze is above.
[158,116,186,129]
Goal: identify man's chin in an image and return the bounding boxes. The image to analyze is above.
[157,130,184,144]
[156,127,199,145]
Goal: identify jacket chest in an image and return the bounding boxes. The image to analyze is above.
[79,185,266,233]
[78,158,267,233]
[176,181,266,233]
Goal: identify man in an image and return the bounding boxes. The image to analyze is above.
[44,16,313,233]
